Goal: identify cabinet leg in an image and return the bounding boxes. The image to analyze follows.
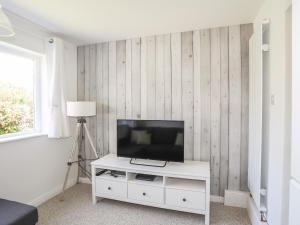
[93,197,103,204]
[92,196,97,204]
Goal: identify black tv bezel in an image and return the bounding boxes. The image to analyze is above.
[116,119,185,163]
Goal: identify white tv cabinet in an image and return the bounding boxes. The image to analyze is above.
[91,154,210,225]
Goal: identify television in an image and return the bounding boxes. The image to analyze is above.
[117,120,184,162]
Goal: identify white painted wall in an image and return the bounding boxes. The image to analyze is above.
[0,136,77,206]
[0,11,78,206]
[253,0,291,224]
[289,0,300,224]
[284,5,292,225]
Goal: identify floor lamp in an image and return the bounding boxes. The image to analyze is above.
[61,101,99,199]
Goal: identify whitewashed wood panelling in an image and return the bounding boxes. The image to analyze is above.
[181,31,194,160]
[125,40,132,119]
[220,27,230,196]
[199,29,211,163]
[108,42,117,154]
[228,25,242,191]
[171,33,182,121]
[193,30,201,161]
[210,28,221,195]
[240,24,253,191]
[131,38,141,120]
[77,24,253,196]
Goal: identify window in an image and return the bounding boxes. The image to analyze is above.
[0,44,42,138]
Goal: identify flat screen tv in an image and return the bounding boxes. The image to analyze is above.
[117,120,184,162]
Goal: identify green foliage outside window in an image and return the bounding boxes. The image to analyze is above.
[0,82,34,135]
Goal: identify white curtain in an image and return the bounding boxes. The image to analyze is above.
[47,37,70,138]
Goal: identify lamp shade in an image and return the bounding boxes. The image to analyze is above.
[67,101,96,117]
[0,5,15,37]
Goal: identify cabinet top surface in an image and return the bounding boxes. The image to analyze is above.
[92,154,210,179]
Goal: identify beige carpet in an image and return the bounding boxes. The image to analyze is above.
[37,184,251,225]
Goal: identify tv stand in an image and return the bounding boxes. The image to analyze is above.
[135,173,157,181]
[91,154,210,225]
[129,158,167,167]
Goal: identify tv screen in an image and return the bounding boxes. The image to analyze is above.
[117,120,184,162]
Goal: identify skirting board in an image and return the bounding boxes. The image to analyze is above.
[210,195,224,203]
[28,178,77,207]
[79,177,91,184]
[224,190,249,208]
[79,177,224,203]
[247,196,268,225]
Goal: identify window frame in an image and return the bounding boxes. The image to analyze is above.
[0,43,44,140]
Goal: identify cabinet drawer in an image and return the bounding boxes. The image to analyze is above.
[128,183,164,204]
[96,178,127,198]
[166,188,206,211]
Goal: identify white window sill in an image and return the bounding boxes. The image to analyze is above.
[0,133,47,144]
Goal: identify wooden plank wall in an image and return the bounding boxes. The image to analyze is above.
[77,24,253,196]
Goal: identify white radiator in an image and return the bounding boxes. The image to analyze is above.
[248,24,263,211]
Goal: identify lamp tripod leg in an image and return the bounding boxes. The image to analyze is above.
[59,123,81,201]
[77,122,84,183]
[83,123,99,159]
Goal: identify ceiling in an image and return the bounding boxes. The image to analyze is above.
[1,0,264,45]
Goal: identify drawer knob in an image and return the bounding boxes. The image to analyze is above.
[142,192,146,196]
[182,198,186,202]
[108,187,111,190]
